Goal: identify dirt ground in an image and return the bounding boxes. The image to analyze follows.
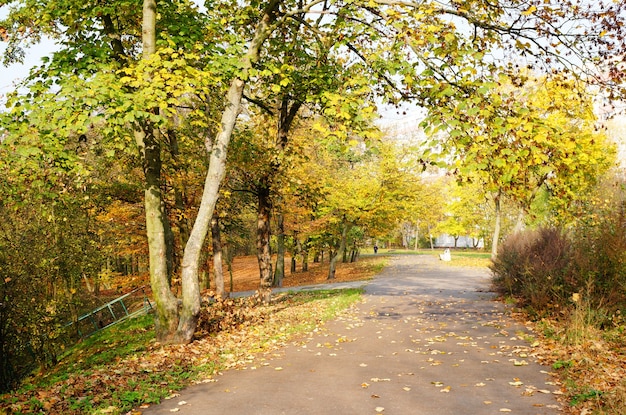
[220,254,382,293]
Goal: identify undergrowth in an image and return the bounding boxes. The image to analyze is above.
[0,288,363,415]
[491,197,626,414]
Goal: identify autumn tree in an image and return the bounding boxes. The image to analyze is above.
[2,0,624,343]
[425,74,616,258]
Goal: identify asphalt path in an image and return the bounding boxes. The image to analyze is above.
[142,254,562,415]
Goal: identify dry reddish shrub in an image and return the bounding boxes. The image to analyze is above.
[491,227,572,314]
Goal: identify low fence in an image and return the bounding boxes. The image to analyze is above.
[63,286,153,339]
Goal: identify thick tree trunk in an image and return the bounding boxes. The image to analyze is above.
[290,232,297,274]
[169,128,191,279]
[211,212,225,299]
[273,212,285,287]
[428,226,434,250]
[135,123,179,342]
[257,185,273,302]
[138,0,179,343]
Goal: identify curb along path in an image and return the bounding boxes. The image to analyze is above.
[143,255,562,415]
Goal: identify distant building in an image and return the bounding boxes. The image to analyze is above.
[435,234,484,249]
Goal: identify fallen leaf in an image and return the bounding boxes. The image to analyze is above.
[403,387,411,391]
[440,386,451,393]
[371,377,391,382]
[499,409,511,412]
[375,407,385,413]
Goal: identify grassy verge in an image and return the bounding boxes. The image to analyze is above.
[373,248,491,268]
[528,303,626,414]
[0,288,363,415]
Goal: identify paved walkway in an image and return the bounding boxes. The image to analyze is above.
[143,255,562,415]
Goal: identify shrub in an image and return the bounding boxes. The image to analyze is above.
[568,200,626,312]
[491,227,572,313]
[492,200,626,317]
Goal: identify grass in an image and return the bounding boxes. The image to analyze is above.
[1,288,364,415]
[524,304,626,414]
[372,248,492,268]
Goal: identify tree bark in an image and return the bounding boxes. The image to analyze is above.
[300,238,309,272]
[328,218,350,280]
[491,191,502,260]
[273,212,285,287]
[137,0,178,343]
[211,212,225,299]
[257,184,273,302]
[414,223,419,250]
[171,0,281,343]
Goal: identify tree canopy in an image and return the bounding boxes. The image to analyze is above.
[0,0,624,366]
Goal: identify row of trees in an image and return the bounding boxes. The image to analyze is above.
[0,0,624,390]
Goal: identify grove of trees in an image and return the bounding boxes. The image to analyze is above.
[1,0,624,392]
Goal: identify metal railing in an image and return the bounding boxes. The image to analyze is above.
[64,286,153,338]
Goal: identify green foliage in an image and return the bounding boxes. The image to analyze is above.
[0,136,104,392]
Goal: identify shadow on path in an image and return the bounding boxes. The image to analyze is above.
[143,255,562,415]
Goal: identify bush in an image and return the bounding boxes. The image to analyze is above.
[492,200,626,317]
[491,227,572,313]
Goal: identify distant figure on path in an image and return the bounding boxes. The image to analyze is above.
[374,244,378,254]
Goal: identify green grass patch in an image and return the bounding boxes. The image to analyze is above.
[2,288,363,415]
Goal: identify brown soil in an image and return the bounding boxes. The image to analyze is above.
[221,254,382,293]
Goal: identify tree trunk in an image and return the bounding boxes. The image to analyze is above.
[414,223,419,250]
[428,226,434,250]
[491,192,502,260]
[211,212,225,299]
[513,208,526,234]
[301,238,309,272]
[224,243,234,294]
[273,212,285,287]
[135,123,179,342]
[328,219,350,280]
[136,1,179,343]
[169,0,280,343]
[257,184,273,302]
[168,128,191,279]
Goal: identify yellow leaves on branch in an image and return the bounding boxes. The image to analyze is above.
[522,5,537,16]
[118,47,216,119]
